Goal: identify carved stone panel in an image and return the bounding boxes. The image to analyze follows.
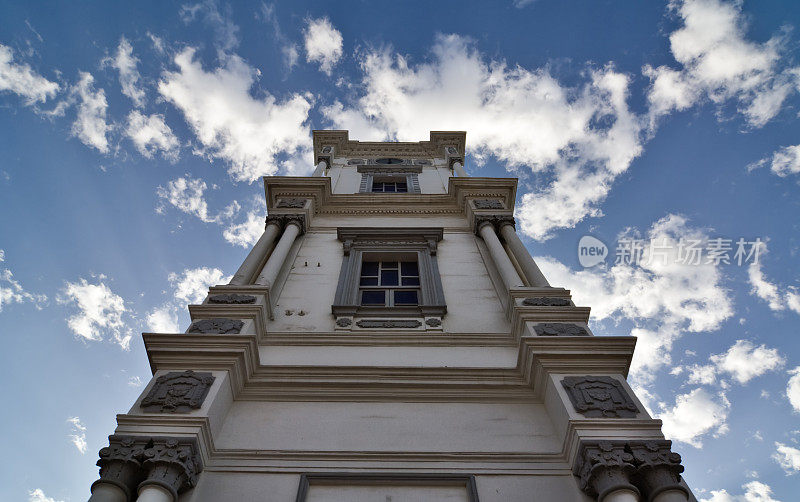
[187,318,244,334]
[522,297,571,307]
[208,294,256,304]
[335,317,352,327]
[533,322,589,336]
[276,198,307,208]
[425,318,442,327]
[355,319,422,329]
[140,371,215,413]
[473,199,504,209]
[561,376,640,418]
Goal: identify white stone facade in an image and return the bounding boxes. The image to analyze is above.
[88,131,695,502]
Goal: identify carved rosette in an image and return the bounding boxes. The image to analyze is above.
[562,376,640,418]
[208,294,256,304]
[140,371,215,413]
[522,297,571,307]
[187,318,244,334]
[576,441,639,501]
[335,317,352,328]
[533,322,589,336]
[629,440,688,500]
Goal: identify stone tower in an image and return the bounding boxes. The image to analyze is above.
[88,131,694,502]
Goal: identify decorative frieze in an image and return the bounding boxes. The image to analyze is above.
[533,322,589,336]
[187,318,244,334]
[208,294,256,304]
[140,371,215,413]
[355,319,422,329]
[561,376,639,418]
[522,297,571,307]
[275,198,307,209]
[473,199,504,209]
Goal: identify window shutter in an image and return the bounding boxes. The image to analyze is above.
[359,173,370,193]
[409,174,421,193]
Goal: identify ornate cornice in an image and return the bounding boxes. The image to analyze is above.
[312,130,466,161]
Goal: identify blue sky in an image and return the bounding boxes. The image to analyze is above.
[1,0,800,500]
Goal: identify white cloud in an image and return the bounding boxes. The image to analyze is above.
[158,48,313,182]
[304,17,343,75]
[324,34,644,240]
[536,214,732,380]
[111,37,145,107]
[125,111,179,160]
[645,0,799,129]
[788,367,800,413]
[145,304,179,332]
[700,481,780,502]
[66,416,87,454]
[156,176,239,223]
[709,339,784,384]
[223,207,264,248]
[58,278,131,350]
[180,0,239,53]
[70,72,110,153]
[658,388,730,448]
[127,376,144,387]
[0,44,59,105]
[28,489,63,502]
[0,254,47,312]
[773,442,800,474]
[750,144,800,178]
[168,266,231,304]
[687,363,717,385]
[748,255,800,315]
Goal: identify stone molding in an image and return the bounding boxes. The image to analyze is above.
[312,130,465,161]
[522,297,571,307]
[208,294,256,304]
[187,318,244,334]
[575,440,686,502]
[265,213,306,234]
[140,371,215,413]
[93,435,202,502]
[562,376,639,418]
[355,319,422,329]
[533,322,589,336]
[356,166,423,174]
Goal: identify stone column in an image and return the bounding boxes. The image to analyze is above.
[575,441,641,502]
[254,216,304,288]
[477,218,524,289]
[452,160,468,177]
[311,160,327,177]
[89,436,144,502]
[137,438,202,502]
[228,219,282,285]
[498,221,550,287]
[629,441,689,502]
[87,484,127,502]
[136,485,173,502]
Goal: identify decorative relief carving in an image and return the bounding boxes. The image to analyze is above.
[335,317,352,327]
[187,318,244,334]
[208,294,256,304]
[447,147,458,155]
[628,440,688,500]
[355,319,422,329]
[575,441,639,501]
[321,146,332,154]
[94,436,145,500]
[473,199,504,209]
[533,322,588,336]
[140,371,215,413]
[276,198,307,208]
[357,166,422,174]
[425,318,442,327]
[265,213,306,233]
[562,376,640,418]
[474,214,515,234]
[522,297,571,307]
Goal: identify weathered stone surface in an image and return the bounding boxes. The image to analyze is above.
[425,318,442,327]
[187,318,244,334]
[355,319,422,329]
[629,440,688,500]
[522,297,571,307]
[140,370,215,413]
[575,441,638,500]
[473,199,504,209]
[533,322,588,336]
[140,438,202,500]
[335,317,352,327]
[562,376,639,418]
[208,294,256,304]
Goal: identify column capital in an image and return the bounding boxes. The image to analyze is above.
[474,214,515,235]
[628,440,688,501]
[93,435,146,500]
[445,146,463,170]
[139,438,203,501]
[265,213,306,234]
[574,440,639,501]
[317,145,333,167]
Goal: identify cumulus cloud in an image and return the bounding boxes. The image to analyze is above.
[70,72,111,153]
[747,253,800,315]
[0,43,59,105]
[644,0,799,129]
[125,111,179,160]
[156,175,239,223]
[788,367,800,413]
[158,48,313,182]
[223,206,264,248]
[66,416,87,454]
[145,304,179,332]
[304,17,343,75]
[0,252,47,311]
[324,34,644,240]
[750,144,800,178]
[700,481,780,502]
[111,37,145,107]
[773,442,800,474]
[28,489,63,502]
[658,388,730,447]
[688,340,785,385]
[58,278,131,350]
[168,266,230,304]
[536,214,732,380]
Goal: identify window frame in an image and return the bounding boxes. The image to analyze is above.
[357,166,422,194]
[332,228,446,318]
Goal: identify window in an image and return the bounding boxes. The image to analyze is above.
[357,166,421,194]
[375,157,404,164]
[371,180,408,193]
[332,228,446,318]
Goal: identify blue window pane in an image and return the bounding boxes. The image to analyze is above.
[396,183,408,192]
[394,290,419,305]
[381,270,399,286]
[371,183,384,192]
[384,184,396,192]
[361,290,386,305]
[401,277,420,286]
[361,262,379,276]
[360,277,378,286]
[383,262,398,269]
[400,262,418,275]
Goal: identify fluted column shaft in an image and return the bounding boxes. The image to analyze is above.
[452,160,467,177]
[312,160,327,177]
[498,222,550,287]
[254,221,302,287]
[478,222,524,289]
[229,221,281,285]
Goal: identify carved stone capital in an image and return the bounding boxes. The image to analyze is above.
[140,371,215,413]
[93,435,147,500]
[187,318,244,334]
[208,293,256,304]
[575,441,639,501]
[533,322,589,336]
[629,440,687,501]
[562,376,640,418]
[474,214,515,235]
[265,213,307,234]
[139,438,202,501]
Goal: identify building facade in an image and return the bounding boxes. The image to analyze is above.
[87,131,694,502]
